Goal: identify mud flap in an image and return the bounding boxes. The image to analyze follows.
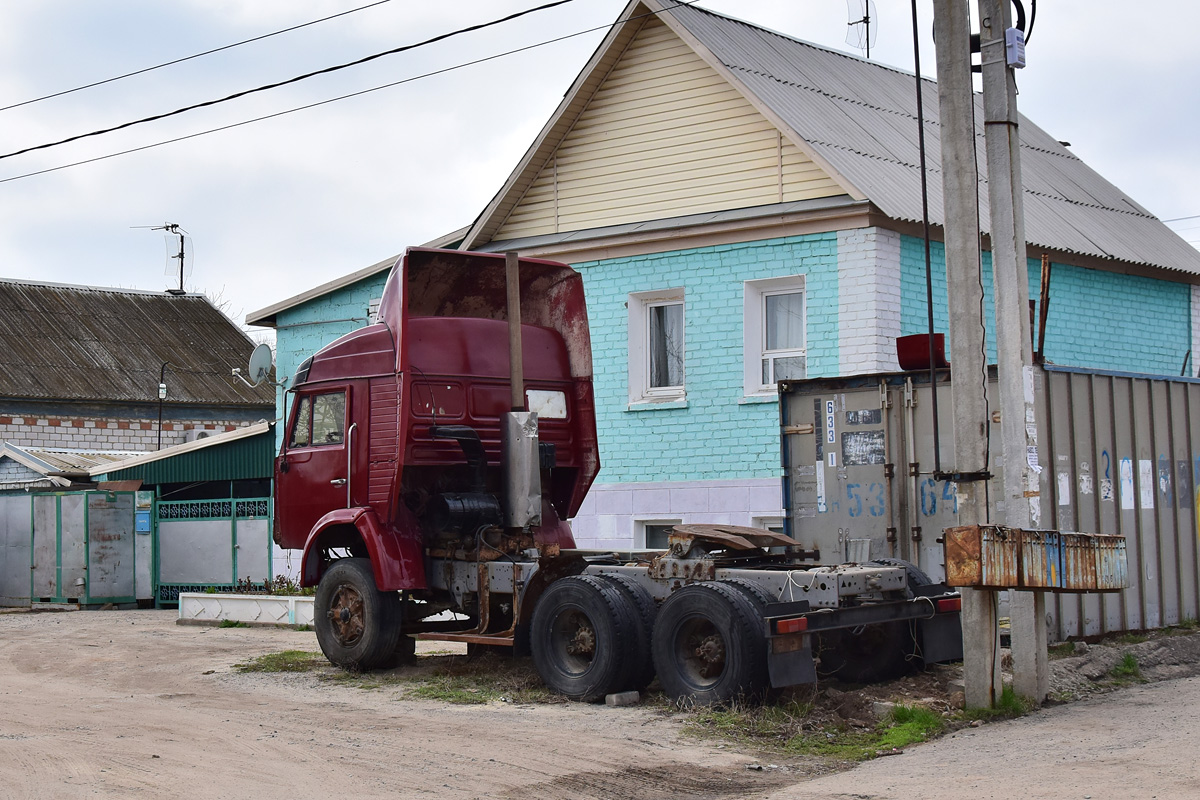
[767,634,817,687]
[764,599,817,688]
[917,612,964,664]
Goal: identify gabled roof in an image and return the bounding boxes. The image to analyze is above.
[462,0,1200,276]
[0,279,275,408]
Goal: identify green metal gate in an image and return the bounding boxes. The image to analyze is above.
[154,497,273,606]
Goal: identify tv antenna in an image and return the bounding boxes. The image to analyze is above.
[846,0,878,58]
[132,222,192,294]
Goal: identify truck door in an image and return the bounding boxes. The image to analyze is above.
[276,386,352,544]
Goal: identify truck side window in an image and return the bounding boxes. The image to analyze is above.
[289,392,346,448]
[290,396,312,447]
[312,392,346,444]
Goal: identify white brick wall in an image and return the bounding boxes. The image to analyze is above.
[1192,285,1200,377]
[0,414,247,452]
[838,227,902,374]
[570,477,783,549]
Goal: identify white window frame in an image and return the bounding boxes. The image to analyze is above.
[628,289,685,405]
[750,515,785,534]
[744,275,806,397]
[636,518,683,550]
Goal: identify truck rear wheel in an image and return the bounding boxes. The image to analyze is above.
[315,558,401,672]
[652,582,767,706]
[530,575,638,702]
[595,573,657,691]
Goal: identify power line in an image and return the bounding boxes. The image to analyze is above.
[0,1,700,185]
[0,0,578,162]
[0,0,394,113]
[1163,214,1200,224]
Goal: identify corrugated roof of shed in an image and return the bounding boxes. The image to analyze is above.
[0,280,276,407]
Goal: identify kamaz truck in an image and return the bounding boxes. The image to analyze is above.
[272,248,963,704]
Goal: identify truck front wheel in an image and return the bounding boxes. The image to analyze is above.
[315,558,401,671]
[652,582,767,706]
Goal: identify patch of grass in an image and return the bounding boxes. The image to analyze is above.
[407,675,498,704]
[399,654,560,705]
[962,686,1036,721]
[1047,642,1076,659]
[687,699,944,762]
[235,650,325,673]
[218,619,250,628]
[876,705,945,750]
[1107,652,1144,685]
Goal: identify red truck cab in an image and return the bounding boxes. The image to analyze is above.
[273,249,599,593]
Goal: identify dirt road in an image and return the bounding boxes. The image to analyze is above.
[0,609,792,799]
[2,609,1198,799]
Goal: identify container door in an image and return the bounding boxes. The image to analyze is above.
[783,378,894,563]
[60,494,87,602]
[0,496,32,606]
[32,495,58,600]
[86,492,135,602]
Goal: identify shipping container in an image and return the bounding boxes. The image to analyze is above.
[780,364,1200,641]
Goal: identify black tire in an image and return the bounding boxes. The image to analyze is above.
[530,575,639,702]
[815,620,912,684]
[720,578,774,610]
[595,573,658,691]
[314,558,401,671]
[652,582,768,706]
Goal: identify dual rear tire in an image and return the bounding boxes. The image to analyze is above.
[530,575,768,706]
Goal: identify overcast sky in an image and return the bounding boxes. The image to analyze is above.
[1,0,1197,340]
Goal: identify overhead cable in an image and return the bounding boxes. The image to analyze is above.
[0,0,578,162]
[0,1,699,185]
[0,0,393,113]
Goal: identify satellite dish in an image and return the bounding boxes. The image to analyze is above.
[247,344,273,387]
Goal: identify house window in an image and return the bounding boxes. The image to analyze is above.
[751,516,785,535]
[744,276,806,395]
[288,391,346,447]
[368,297,382,323]
[638,520,682,549]
[629,289,685,404]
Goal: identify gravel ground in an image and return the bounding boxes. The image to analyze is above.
[2,607,1198,799]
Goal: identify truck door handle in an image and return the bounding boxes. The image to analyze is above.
[330,478,347,486]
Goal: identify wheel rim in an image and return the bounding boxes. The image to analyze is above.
[548,607,596,676]
[327,584,365,647]
[674,616,726,688]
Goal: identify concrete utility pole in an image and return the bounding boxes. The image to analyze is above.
[977,0,1049,703]
[932,0,1003,708]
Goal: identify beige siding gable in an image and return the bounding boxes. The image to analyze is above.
[493,17,842,241]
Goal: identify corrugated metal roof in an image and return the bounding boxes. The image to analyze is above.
[0,280,277,407]
[25,449,134,474]
[94,422,274,484]
[663,2,1200,274]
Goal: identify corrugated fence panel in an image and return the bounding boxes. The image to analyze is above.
[1044,367,1200,640]
[785,365,1200,642]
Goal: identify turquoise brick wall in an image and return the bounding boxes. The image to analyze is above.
[272,272,389,444]
[899,235,1190,375]
[576,234,838,484]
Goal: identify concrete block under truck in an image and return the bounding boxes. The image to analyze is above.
[273,248,963,705]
